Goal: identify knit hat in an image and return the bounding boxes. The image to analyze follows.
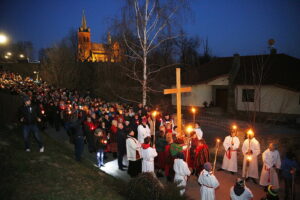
[203,162,212,171]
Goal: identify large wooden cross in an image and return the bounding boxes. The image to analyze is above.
[164,68,192,135]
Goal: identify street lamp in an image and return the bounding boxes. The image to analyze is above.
[4,55,9,59]
[19,54,24,58]
[0,33,8,45]
[6,52,12,56]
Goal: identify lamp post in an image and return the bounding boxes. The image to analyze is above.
[191,107,197,127]
[152,110,158,146]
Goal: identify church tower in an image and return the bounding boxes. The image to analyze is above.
[77,10,91,62]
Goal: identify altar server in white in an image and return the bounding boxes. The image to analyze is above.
[242,130,261,182]
[259,143,281,188]
[137,117,151,144]
[141,137,157,173]
[222,127,240,173]
[173,152,191,195]
[198,162,220,200]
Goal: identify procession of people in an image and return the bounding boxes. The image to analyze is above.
[0,70,299,200]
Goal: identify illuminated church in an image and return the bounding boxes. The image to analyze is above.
[77,11,121,62]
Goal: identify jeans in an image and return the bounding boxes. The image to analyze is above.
[74,136,84,161]
[96,149,105,167]
[23,124,43,149]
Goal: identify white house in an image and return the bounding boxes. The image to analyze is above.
[171,54,300,115]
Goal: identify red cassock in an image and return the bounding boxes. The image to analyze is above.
[194,143,210,175]
[164,144,175,177]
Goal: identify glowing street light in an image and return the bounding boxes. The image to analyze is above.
[6,52,12,56]
[0,33,8,45]
[19,54,25,58]
[4,55,9,59]
[33,71,39,82]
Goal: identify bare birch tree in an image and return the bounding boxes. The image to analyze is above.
[121,0,189,106]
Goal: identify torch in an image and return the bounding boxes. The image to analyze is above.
[152,110,158,146]
[191,107,197,127]
[185,125,193,162]
[212,138,221,173]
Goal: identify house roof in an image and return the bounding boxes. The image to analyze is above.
[182,54,300,91]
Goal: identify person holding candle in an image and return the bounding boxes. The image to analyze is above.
[259,143,281,189]
[221,126,240,174]
[94,128,107,168]
[137,117,151,144]
[198,162,220,200]
[242,129,261,183]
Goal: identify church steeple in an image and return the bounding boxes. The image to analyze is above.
[79,10,89,32]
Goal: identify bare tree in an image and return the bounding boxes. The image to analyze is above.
[121,0,189,106]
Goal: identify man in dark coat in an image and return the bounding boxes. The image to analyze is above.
[117,122,127,170]
[18,96,44,152]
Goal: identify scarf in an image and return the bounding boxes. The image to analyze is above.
[142,143,150,149]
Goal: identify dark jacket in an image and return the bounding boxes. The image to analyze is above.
[116,128,127,153]
[95,135,108,150]
[18,104,40,125]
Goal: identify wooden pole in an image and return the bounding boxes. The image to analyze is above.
[176,68,182,136]
[213,139,220,173]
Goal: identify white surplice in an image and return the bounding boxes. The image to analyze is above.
[230,186,253,200]
[141,147,157,173]
[242,138,261,179]
[173,158,191,195]
[221,136,240,172]
[259,148,281,188]
[137,124,151,144]
[194,127,203,140]
[198,170,219,200]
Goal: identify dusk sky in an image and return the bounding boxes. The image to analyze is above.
[0,0,299,59]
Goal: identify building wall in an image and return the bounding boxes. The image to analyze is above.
[170,76,229,107]
[236,85,300,114]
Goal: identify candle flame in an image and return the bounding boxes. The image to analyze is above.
[246,155,252,161]
[216,138,221,143]
[191,107,196,113]
[247,129,254,136]
[152,111,158,117]
[232,125,237,130]
[186,125,193,133]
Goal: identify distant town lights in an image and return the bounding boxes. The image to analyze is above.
[6,52,12,56]
[19,54,24,58]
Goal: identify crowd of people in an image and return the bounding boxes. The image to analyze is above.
[0,70,298,200]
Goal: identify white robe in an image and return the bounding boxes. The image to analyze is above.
[222,136,240,172]
[194,127,203,140]
[230,186,253,200]
[141,147,157,173]
[198,170,219,200]
[126,136,141,161]
[137,124,151,144]
[259,149,281,188]
[242,138,260,179]
[173,158,191,195]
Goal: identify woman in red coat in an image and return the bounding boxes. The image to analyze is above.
[194,139,210,176]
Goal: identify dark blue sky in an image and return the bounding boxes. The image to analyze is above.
[1,0,300,59]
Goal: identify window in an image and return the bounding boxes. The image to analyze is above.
[242,89,255,102]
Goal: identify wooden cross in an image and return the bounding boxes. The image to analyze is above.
[164,68,192,135]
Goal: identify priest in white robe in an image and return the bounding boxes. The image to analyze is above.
[141,137,158,173]
[173,152,191,195]
[259,143,281,188]
[137,117,151,144]
[221,128,240,173]
[198,162,219,200]
[242,132,261,182]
